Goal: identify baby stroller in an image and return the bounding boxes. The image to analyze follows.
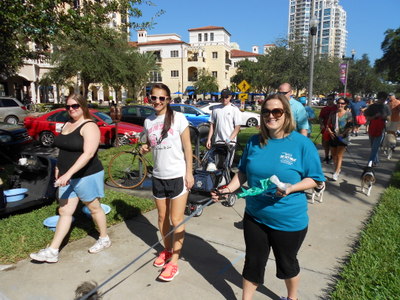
[186,141,237,217]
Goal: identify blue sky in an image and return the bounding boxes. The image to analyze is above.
[131,0,400,64]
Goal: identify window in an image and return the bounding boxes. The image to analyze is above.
[198,33,202,42]
[0,98,18,107]
[204,33,208,41]
[170,50,179,57]
[212,52,218,59]
[210,33,214,41]
[322,29,330,36]
[323,21,330,28]
[183,106,198,114]
[171,70,179,77]
[212,71,217,78]
[149,71,162,82]
[324,8,331,16]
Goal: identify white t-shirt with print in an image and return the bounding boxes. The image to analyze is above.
[144,111,189,179]
[210,103,242,142]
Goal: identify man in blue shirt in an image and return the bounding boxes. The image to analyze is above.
[349,95,367,136]
[278,83,309,136]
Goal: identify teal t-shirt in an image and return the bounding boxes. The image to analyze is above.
[238,132,325,231]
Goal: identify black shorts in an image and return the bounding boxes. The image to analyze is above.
[242,212,307,284]
[152,176,186,199]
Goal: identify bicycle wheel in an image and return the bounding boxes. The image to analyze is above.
[108,151,147,189]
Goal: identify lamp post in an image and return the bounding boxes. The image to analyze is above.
[307,16,318,107]
[343,49,356,97]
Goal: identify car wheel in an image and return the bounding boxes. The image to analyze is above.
[246,117,258,127]
[4,115,19,125]
[39,131,55,147]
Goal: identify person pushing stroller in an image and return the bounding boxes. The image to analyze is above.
[206,88,242,171]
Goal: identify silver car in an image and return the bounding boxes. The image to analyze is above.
[0,97,29,124]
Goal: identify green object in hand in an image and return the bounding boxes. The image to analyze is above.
[237,178,272,198]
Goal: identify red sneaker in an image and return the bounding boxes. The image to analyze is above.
[159,263,179,281]
[153,249,172,267]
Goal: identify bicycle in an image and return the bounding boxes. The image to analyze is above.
[108,132,201,189]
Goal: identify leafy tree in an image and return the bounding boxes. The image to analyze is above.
[375,27,400,83]
[194,69,219,97]
[0,0,161,78]
[313,55,341,96]
[347,54,381,96]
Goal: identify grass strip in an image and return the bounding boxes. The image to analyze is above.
[0,190,154,264]
[329,162,400,299]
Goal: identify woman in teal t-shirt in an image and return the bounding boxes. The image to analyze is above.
[212,94,325,300]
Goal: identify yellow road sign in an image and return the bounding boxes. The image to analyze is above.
[238,80,251,92]
[239,93,248,101]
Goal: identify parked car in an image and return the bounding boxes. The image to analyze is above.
[318,98,328,106]
[0,122,32,149]
[170,104,210,127]
[0,97,29,124]
[200,103,260,127]
[120,105,155,126]
[232,99,253,110]
[24,108,143,147]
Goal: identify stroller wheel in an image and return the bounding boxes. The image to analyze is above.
[223,194,237,207]
[192,204,203,217]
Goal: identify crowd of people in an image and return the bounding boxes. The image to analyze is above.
[28,83,399,300]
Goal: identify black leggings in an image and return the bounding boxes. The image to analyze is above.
[242,213,307,284]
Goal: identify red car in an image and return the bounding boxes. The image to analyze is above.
[24,108,143,147]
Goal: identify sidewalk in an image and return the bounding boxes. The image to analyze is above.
[0,133,397,300]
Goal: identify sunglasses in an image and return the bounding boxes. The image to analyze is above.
[261,108,285,118]
[65,104,81,110]
[277,91,290,95]
[337,102,346,105]
[150,95,168,102]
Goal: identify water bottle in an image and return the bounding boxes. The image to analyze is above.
[0,178,5,210]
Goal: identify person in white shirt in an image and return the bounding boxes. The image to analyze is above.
[206,88,242,170]
[141,83,194,282]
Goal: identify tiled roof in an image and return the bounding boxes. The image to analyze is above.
[129,39,187,46]
[231,49,260,58]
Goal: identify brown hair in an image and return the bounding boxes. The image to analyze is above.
[150,83,174,141]
[259,94,295,147]
[66,94,91,119]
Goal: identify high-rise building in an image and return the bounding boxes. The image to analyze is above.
[288,0,347,58]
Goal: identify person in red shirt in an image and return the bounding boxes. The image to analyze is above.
[318,97,337,163]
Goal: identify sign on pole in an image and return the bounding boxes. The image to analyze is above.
[339,63,347,85]
[238,80,251,92]
[239,93,248,101]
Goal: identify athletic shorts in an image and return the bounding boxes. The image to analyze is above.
[387,121,400,132]
[152,176,187,200]
[58,170,104,202]
[242,212,307,284]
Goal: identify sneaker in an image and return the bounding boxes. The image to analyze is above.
[88,236,111,254]
[206,162,217,172]
[332,172,339,181]
[153,249,172,267]
[30,247,59,263]
[159,263,179,281]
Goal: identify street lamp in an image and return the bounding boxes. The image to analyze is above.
[307,16,318,107]
[342,49,356,97]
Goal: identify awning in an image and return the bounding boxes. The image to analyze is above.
[185,86,196,91]
[173,92,183,94]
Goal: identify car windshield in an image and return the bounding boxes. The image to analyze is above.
[93,111,113,124]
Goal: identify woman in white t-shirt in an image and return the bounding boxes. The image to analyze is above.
[141,83,194,281]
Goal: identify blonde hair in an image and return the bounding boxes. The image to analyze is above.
[259,94,295,147]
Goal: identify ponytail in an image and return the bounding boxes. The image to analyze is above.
[160,103,174,141]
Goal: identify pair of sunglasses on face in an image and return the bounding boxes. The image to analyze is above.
[65,104,81,110]
[261,108,285,118]
[150,95,169,102]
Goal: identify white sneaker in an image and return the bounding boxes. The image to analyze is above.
[206,162,217,172]
[332,172,339,181]
[88,236,111,254]
[30,247,59,263]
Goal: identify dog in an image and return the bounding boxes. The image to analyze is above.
[311,181,325,203]
[382,132,396,160]
[74,281,101,300]
[361,162,376,196]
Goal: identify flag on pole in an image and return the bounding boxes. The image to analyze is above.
[339,63,347,85]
